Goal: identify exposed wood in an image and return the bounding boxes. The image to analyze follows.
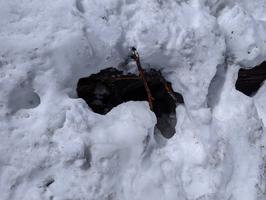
[77,67,184,115]
[77,67,184,138]
[236,62,266,96]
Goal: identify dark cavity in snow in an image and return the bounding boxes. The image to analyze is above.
[8,84,40,113]
[236,61,266,96]
[77,67,184,138]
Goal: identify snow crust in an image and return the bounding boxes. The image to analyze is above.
[0,0,266,199]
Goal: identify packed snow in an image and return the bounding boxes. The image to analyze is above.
[0,0,266,200]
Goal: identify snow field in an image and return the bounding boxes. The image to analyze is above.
[0,0,266,199]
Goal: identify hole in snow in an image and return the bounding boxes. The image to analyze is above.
[44,178,54,188]
[76,67,184,138]
[236,61,266,96]
[8,85,41,113]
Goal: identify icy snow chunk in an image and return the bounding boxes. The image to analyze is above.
[45,101,157,200]
[255,83,266,126]
[218,5,266,68]
[90,101,156,148]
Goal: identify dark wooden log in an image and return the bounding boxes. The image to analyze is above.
[77,67,184,138]
[236,61,266,96]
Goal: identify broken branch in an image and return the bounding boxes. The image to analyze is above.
[131,47,154,110]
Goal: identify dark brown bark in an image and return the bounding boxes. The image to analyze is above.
[236,61,266,96]
[76,67,184,138]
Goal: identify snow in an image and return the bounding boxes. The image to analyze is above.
[0,0,266,200]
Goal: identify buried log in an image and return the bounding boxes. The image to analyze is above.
[77,67,184,138]
[236,61,266,96]
[76,60,266,138]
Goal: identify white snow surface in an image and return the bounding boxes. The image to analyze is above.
[0,0,266,200]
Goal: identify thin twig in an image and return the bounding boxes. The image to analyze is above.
[159,76,179,103]
[131,47,154,110]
